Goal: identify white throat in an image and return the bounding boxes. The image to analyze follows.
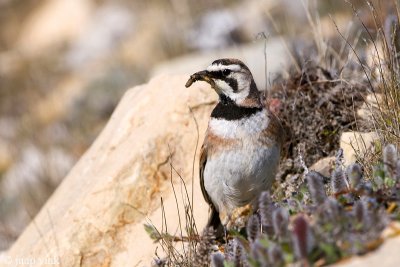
[209,110,268,139]
[213,79,249,104]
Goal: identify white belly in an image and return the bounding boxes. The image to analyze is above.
[203,141,280,213]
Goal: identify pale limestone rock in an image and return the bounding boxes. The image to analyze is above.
[357,94,383,120]
[17,0,93,56]
[309,156,335,177]
[340,131,380,166]
[1,75,216,267]
[335,223,400,267]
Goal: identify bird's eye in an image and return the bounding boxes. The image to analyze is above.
[222,69,231,76]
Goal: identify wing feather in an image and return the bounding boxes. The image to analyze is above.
[199,143,212,205]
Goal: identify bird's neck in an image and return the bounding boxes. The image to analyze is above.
[219,94,235,105]
[240,80,262,108]
[212,95,263,122]
[226,79,262,107]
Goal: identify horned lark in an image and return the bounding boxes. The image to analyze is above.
[186,58,284,231]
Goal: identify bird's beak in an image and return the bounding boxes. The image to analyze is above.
[185,70,215,88]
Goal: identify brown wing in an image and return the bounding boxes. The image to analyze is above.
[199,143,213,205]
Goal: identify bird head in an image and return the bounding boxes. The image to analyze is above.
[186,58,260,107]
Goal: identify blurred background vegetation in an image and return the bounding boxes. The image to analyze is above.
[0,0,392,251]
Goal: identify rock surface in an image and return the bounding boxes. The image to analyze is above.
[1,75,217,266]
[309,156,335,177]
[357,94,383,121]
[17,0,93,56]
[336,223,400,267]
[340,131,380,166]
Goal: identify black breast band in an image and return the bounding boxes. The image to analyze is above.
[211,99,263,121]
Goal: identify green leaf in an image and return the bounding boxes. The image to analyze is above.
[319,243,341,263]
[384,177,396,188]
[143,224,161,241]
